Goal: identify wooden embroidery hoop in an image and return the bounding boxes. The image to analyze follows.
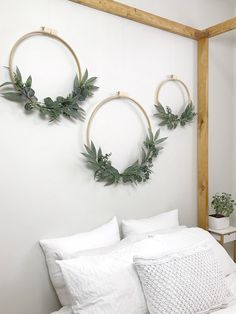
[8,27,82,81]
[86,91,152,146]
[156,75,192,105]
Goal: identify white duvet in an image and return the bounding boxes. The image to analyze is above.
[51,271,236,314]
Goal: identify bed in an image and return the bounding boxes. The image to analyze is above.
[40,212,236,314]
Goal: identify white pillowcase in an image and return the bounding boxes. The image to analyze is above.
[57,238,152,314]
[134,244,232,314]
[40,216,120,306]
[121,209,179,237]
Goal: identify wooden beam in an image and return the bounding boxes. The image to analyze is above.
[70,0,206,40]
[198,38,209,230]
[204,17,236,38]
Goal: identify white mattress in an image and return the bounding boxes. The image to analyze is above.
[51,272,236,314]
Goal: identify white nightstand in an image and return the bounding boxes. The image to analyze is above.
[208,226,236,262]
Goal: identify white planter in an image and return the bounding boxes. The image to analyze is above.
[209,215,230,230]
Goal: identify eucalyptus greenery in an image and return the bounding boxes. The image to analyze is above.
[211,192,236,217]
[82,129,167,186]
[0,67,98,122]
[154,102,196,129]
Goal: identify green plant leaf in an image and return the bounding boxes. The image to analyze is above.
[155,137,168,144]
[26,75,32,88]
[1,92,22,101]
[81,69,88,84]
[73,75,80,90]
[86,77,97,85]
[0,82,13,88]
[15,67,22,82]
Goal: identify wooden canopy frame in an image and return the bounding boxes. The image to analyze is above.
[70,0,236,229]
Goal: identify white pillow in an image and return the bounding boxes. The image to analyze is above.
[134,243,232,314]
[40,217,120,306]
[121,209,179,237]
[57,238,155,314]
[57,234,144,260]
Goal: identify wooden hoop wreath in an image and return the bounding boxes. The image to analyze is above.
[0,27,98,122]
[154,75,196,129]
[82,92,167,186]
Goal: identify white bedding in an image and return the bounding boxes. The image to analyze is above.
[51,272,236,314]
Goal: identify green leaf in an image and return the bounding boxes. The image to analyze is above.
[90,141,97,159]
[155,103,166,114]
[89,85,99,90]
[154,129,160,140]
[86,77,97,85]
[26,75,32,88]
[159,121,168,126]
[15,67,22,81]
[28,88,35,97]
[155,137,168,144]
[73,75,80,90]
[98,147,102,158]
[84,144,93,156]
[1,92,22,101]
[0,82,13,88]
[81,69,88,84]
[44,97,54,107]
[148,128,153,141]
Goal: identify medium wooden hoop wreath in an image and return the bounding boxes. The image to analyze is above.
[155,75,196,129]
[0,27,98,122]
[86,91,151,146]
[8,27,82,81]
[83,92,167,186]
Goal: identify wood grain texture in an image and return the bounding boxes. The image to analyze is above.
[198,38,209,230]
[205,17,236,38]
[69,0,206,40]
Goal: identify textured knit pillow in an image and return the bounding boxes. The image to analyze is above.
[134,245,232,314]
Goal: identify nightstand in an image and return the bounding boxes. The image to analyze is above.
[208,226,236,262]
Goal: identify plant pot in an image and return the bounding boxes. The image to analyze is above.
[209,215,230,230]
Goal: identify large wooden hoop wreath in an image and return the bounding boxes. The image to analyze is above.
[154,75,196,129]
[0,27,98,122]
[82,92,167,186]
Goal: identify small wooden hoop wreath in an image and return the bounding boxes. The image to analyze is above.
[155,75,196,129]
[86,91,152,146]
[156,75,191,104]
[9,27,82,81]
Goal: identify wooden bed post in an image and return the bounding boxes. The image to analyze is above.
[198,38,209,229]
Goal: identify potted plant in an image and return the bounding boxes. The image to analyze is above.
[209,192,236,230]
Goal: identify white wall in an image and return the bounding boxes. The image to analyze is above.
[209,31,234,211]
[0,1,233,314]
